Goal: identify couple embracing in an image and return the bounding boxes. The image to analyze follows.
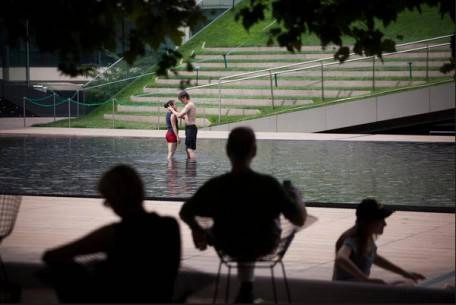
[164,90,197,160]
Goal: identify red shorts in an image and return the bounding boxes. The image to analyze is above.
[166,130,177,143]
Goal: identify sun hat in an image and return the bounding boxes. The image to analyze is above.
[356,198,393,220]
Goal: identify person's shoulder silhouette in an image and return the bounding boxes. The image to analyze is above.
[42,164,181,303]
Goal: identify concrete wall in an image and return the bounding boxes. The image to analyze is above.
[207,82,455,132]
[0,67,93,82]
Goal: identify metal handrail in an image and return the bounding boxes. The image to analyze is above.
[214,34,455,83]
[183,42,451,89]
[81,72,156,91]
[393,34,454,47]
[133,39,451,99]
[81,57,124,88]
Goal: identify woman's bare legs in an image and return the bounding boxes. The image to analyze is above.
[167,142,177,160]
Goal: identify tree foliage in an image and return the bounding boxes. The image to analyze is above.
[236,0,455,64]
[1,0,454,77]
[0,0,204,76]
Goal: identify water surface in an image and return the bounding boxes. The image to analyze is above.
[0,135,454,207]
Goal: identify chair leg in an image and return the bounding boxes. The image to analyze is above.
[213,262,222,304]
[0,254,8,282]
[225,266,231,303]
[280,261,292,303]
[271,266,278,303]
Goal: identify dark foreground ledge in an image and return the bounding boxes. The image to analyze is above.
[4,262,455,304]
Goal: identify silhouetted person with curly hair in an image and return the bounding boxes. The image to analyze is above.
[42,164,181,303]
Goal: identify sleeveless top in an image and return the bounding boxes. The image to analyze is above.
[332,237,377,281]
[166,112,178,133]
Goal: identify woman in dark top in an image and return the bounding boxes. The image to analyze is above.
[164,100,180,160]
[42,164,181,303]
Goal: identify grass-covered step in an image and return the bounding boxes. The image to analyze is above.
[117,105,260,116]
[155,78,426,88]
[130,96,313,106]
[103,114,211,127]
[143,87,370,98]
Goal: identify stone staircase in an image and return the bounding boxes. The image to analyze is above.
[105,42,451,127]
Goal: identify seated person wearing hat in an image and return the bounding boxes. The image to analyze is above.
[332,198,425,285]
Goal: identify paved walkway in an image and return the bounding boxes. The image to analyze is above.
[0,118,56,130]
[1,125,454,143]
[2,196,454,303]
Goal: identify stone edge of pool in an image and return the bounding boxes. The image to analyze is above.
[0,127,455,143]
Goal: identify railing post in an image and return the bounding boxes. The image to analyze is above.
[68,98,71,128]
[274,73,278,87]
[425,44,429,81]
[408,62,413,79]
[76,90,80,117]
[372,56,376,92]
[218,79,222,124]
[269,71,275,109]
[156,106,159,130]
[222,54,228,69]
[23,97,26,127]
[320,62,325,102]
[53,93,56,121]
[112,98,115,129]
[158,105,161,130]
[195,66,200,86]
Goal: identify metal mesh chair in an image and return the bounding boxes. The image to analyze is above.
[212,217,299,304]
[0,195,22,282]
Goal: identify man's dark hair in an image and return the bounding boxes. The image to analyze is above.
[97,164,145,207]
[226,127,256,161]
[178,90,190,100]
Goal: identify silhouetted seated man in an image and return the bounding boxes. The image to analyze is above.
[42,164,181,303]
[180,126,307,303]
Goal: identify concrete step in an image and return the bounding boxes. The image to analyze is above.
[104,114,211,127]
[196,53,348,61]
[201,46,338,53]
[174,69,448,78]
[200,44,449,54]
[143,87,370,98]
[155,78,426,88]
[130,96,313,106]
[194,52,450,63]
[117,105,261,116]
[193,60,448,69]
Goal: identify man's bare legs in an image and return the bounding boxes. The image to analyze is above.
[186,148,196,159]
[168,142,177,160]
[236,263,255,303]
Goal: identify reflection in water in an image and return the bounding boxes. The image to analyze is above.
[166,159,178,197]
[0,136,454,207]
[184,159,197,194]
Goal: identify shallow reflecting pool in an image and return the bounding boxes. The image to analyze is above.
[0,135,454,207]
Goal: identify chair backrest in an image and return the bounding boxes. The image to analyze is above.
[256,217,298,263]
[213,216,299,264]
[0,195,22,242]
